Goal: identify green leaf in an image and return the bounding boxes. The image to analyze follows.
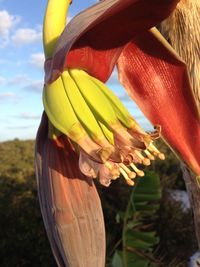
[126,221,141,230]
[112,251,123,267]
[134,203,160,211]
[126,230,156,250]
[133,193,161,202]
[130,231,159,245]
[126,252,149,267]
[133,172,161,197]
[121,171,162,267]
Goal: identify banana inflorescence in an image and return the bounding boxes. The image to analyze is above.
[42,0,165,187]
[43,68,165,187]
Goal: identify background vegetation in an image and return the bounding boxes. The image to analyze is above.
[0,139,197,266]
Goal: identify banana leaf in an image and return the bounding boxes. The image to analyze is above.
[112,171,162,267]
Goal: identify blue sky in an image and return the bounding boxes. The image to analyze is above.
[0,0,151,141]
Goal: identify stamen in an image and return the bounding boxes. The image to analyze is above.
[149,143,159,152]
[144,149,155,160]
[158,153,165,160]
[119,163,136,179]
[130,163,145,177]
[135,150,151,166]
[149,143,165,160]
[148,146,158,156]
[119,168,135,186]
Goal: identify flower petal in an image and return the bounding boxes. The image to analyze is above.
[79,150,99,178]
[117,28,200,175]
[45,0,180,84]
[35,113,106,267]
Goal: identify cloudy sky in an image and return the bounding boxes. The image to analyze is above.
[0,0,151,141]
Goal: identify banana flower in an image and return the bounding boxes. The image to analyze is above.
[35,0,200,266]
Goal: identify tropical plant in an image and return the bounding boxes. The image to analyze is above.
[35,0,200,266]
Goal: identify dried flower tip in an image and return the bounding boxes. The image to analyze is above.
[119,163,136,179]
[130,163,145,177]
[158,153,165,160]
[135,150,151,166]
[119,167,135,186]
[148,149,158,157]
[126,179,135,186]
[149,143,165,160]
[144,149,155,160]
[105,162,120,179]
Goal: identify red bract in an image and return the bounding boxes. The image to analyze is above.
[45,0,180,84]
[35,113,105,267]
[117,29,200,175]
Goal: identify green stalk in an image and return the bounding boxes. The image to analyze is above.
[43,0,71,58]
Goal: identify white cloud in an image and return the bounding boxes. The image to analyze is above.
[0,75,43,94]
[0,10,20,47]
[7,75,30,86]
[0,92,17,101]
[19,112,41,120]
[7,125,34,130]
[30,52,45,69]
[0,76,6,85]
[23,80,44,93]
[11,27,42,45]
